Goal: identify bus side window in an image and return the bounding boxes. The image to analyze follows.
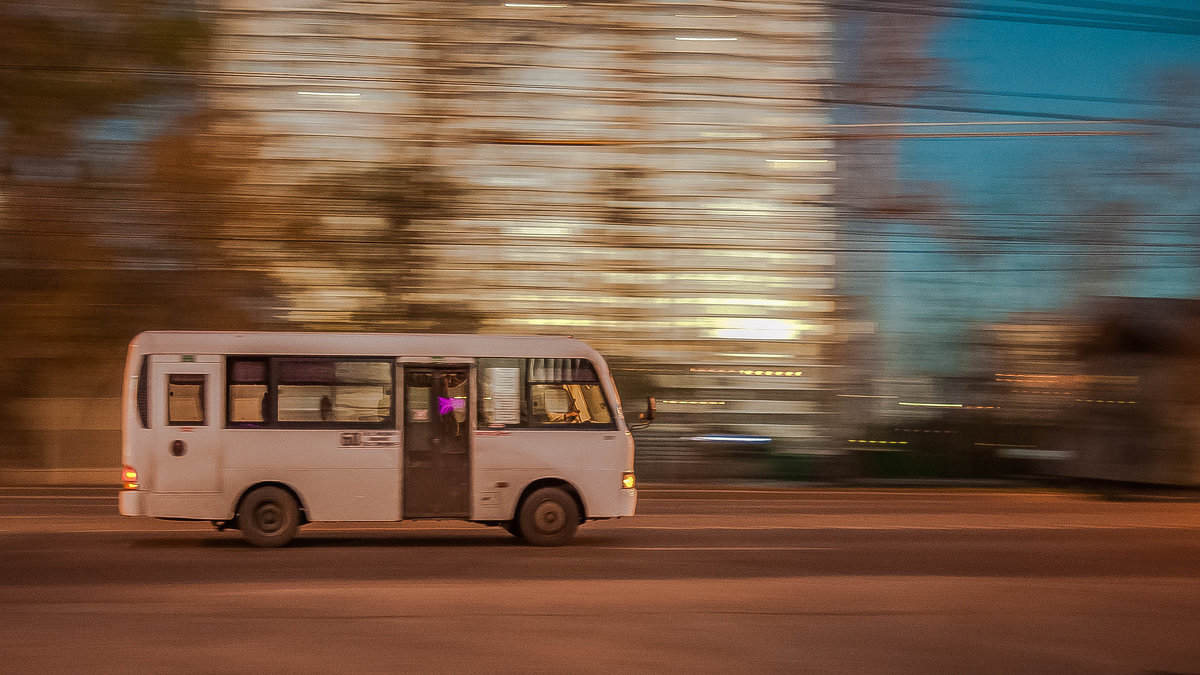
[227,357,393,429]
[228,358,268,426]
[478,358,526,427]
[277,358,392,425]
[527,359,614,427]
[167,374,206,426]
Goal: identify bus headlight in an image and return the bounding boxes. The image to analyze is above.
[621,471,636,490]
[122,465,139,491]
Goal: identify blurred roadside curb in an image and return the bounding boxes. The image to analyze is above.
[638,478,1045,490]
[0,469,116,487]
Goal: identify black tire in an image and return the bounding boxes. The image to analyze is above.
[517,487,579,546]
[238,486,300,548]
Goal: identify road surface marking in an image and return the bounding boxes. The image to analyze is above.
[640,489,1067,497]
[598,546,833,551]
[625,524,1200,531]
[0,511,97,516]
[0,495,114,500]
[0,526,494,534]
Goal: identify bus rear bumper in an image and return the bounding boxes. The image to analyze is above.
[618,487,637,516]
[119,490,144,516]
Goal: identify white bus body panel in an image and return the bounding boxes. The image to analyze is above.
[222,430,402,522]
[472,429,636,520]
[147,356,223,494]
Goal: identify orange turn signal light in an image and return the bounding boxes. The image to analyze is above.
[122,465,139,490]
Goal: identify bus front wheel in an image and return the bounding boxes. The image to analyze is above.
[516,487,579,546]
[238,486,300,548]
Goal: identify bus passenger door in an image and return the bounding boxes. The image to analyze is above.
[149,356,222,493]
[402,366,471,518]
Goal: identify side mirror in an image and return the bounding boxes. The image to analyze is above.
[639,396,656,423]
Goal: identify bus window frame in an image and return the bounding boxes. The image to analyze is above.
[225,355,397,431]
[524,359,617,431]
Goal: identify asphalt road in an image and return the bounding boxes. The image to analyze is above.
[2,486,1200,673]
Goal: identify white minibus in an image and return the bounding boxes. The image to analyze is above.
[119,331,650,546]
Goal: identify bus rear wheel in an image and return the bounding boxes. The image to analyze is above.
[517,487,579,546]
[238,486,300,548]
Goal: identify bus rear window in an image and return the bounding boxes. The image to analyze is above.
[136,356,149,428]
[167,374,206,426]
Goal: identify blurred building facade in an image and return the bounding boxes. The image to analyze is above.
[201,0,840,469]
[0,0,840,482]
[971,312,1089,423]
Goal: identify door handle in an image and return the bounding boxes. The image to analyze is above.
[171,440,187,457]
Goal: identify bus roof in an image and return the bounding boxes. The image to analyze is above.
[129,331,606,361]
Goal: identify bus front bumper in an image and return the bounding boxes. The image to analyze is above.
[619,487,637,517]
[119,490,144,516]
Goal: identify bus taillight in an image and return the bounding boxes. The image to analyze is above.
[122,466,139,490]
[622,471,636,490]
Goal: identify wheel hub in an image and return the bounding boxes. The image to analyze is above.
[533,500,565,534]
[256,502,282,533]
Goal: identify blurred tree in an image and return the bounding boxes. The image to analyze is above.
[292,164,483,333]
[0,2,287,471]
[1137,69,1200,201]
[834,8,950,220]
[0,0,209,156]
[1043,68,1200,298]
[831,7,983,381]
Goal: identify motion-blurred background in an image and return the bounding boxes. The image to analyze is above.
[3,0,1199,486]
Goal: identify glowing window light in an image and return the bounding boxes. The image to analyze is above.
[712,317,804,341]
[690,368,803,377]
[897,402,964,408]
[297,91,361,97]
[703,200,776,215]
[767,158,832,169]
[701,132,762,138]
[509,223,574,237]
[506,295,808,309]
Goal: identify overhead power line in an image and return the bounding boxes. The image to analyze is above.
[836,0,1200,36]
[1017,0,1200,22]
[844,83,1162,107]
[4,61,1194,130]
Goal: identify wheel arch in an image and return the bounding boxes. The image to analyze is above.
[513,477,586,523]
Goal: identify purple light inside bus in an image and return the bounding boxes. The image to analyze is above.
[438,397,466,415]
